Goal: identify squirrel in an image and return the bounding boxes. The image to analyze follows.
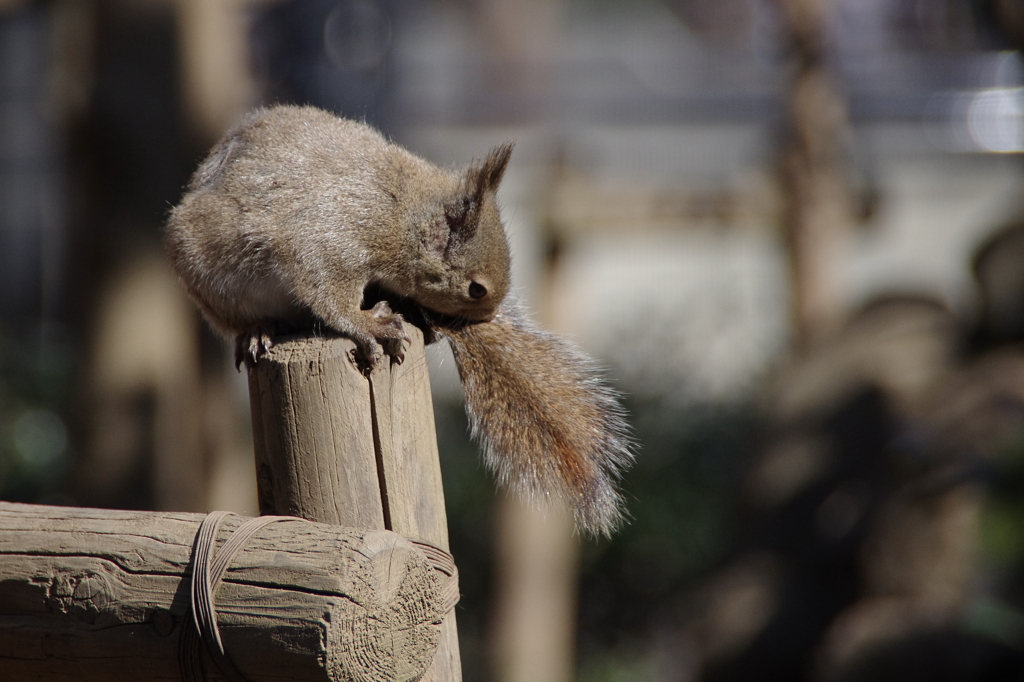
[165,105,634,535]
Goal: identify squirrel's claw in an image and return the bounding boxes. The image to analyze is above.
[381,336,409,364]
[234,331,274,370]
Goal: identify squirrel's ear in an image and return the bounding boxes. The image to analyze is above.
[467,142,514,196]
[444,143,512,254]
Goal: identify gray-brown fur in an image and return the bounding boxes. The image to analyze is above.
[165,105,634,535]
[165,105,511,366]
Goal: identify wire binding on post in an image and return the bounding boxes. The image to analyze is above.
[178,512,460,682]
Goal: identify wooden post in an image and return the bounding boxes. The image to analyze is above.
[0,502,445,682]
[247,323,462,682]
[778,0,855,349]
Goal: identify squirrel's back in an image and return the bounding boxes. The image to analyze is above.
[181,106,450,236]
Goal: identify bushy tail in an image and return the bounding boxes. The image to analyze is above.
[444,299,635,536]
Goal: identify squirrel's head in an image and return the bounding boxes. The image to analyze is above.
[415,143,513,321]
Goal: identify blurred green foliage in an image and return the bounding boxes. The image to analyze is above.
[980,437,1024,568]
[0,324,76,504]
[575,399,759,677]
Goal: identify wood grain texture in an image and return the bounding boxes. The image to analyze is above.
[249,325,461,681]
[248,333,385,528]
[0,502,442,682]
[370,327,461,682]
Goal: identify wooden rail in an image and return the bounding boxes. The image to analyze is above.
[0,503,443,681]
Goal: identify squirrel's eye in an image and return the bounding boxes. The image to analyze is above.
[468,281,487,299]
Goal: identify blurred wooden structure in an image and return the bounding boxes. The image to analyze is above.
[778,0,856,348]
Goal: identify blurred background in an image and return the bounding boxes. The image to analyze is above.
[3,0,1024,679]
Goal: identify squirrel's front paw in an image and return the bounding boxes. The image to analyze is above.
[367,301,410,364]
[235,330,274,370]
[341,303,410,372]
